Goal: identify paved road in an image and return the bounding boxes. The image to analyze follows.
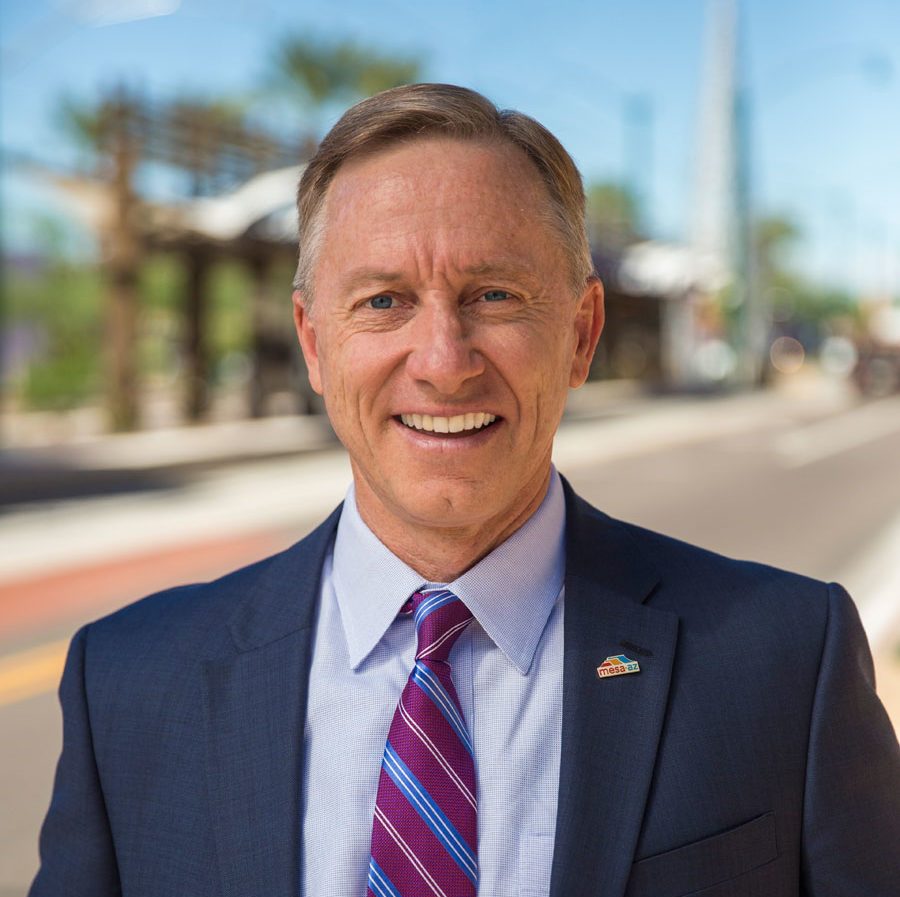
[563,392,900,595]
[2,381,899,895]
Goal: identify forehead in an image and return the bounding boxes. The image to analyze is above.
[315,137,563,276]
[327,135,549,209]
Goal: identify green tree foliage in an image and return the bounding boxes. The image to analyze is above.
[753,214,858,338]
[585,181,642,249]
[5,243,277,412]
[773,282,858,329]
[754,214,800,277]
[270,36,421,118]
[7,220,105,410]
[207,261,254,364]
[57,95,107,153]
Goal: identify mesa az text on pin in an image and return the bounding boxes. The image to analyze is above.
[596,655,640,678]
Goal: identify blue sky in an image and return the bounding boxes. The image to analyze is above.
[2,0,899,298]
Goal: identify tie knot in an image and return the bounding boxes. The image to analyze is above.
[410,589,473,663]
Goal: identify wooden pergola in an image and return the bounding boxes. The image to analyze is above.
[61,88,316,430]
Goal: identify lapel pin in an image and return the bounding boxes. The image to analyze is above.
[596,654,640,679]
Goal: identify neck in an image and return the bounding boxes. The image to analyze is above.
[354,469,552,583]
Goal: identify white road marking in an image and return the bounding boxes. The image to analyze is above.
[776,395,900,468]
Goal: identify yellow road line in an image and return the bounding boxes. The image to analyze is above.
[0,639,69,707]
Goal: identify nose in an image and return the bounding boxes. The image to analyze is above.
[405,303,485,394]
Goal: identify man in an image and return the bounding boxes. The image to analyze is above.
[32,84,899,897]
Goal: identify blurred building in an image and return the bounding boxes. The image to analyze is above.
[592,241,730,387]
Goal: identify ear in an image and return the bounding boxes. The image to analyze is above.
[569,276,605,388]
[292,290,324,395]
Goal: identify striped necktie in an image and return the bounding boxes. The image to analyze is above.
[367,588,478,897]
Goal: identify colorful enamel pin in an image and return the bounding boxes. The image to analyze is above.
[596,654,640,678]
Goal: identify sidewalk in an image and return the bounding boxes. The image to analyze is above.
[0,411,339,507]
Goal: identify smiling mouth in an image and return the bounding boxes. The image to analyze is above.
[398,412,498,434]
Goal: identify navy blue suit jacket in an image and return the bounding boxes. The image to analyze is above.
[31,483,900,896]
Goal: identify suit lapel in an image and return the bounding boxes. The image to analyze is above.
[204,634,310,897]
[550,485,679,897]
[203,507,341,897]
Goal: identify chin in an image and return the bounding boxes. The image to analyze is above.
[393,479,500,529]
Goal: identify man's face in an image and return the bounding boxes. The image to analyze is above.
[294,137,603,546]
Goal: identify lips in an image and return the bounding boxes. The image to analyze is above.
[399,412,497,433]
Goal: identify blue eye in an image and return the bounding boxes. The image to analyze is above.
[369,295,393,309]
[482,290,509,302]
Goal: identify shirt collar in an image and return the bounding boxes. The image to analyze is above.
[332,468,566,674]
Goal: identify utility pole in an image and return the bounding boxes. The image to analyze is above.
[690,0,762,387]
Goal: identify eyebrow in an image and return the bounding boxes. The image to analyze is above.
[341,261,542,292]
[342,269,406,291]
[461,261,540,283]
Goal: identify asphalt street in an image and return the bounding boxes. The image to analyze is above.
[2,377,899,895]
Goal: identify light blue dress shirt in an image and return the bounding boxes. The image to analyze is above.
[301,470,566,897]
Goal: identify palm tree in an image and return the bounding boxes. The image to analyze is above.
[269,35,422,131]
[586,181,643,251]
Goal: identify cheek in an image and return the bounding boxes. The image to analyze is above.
[507,327,573,385]
[327,340,395,416]
[315,328,356,393]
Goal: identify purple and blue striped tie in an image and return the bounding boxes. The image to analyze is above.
[367,589,478,897]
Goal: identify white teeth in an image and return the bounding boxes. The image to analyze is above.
[399,412,497,433]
